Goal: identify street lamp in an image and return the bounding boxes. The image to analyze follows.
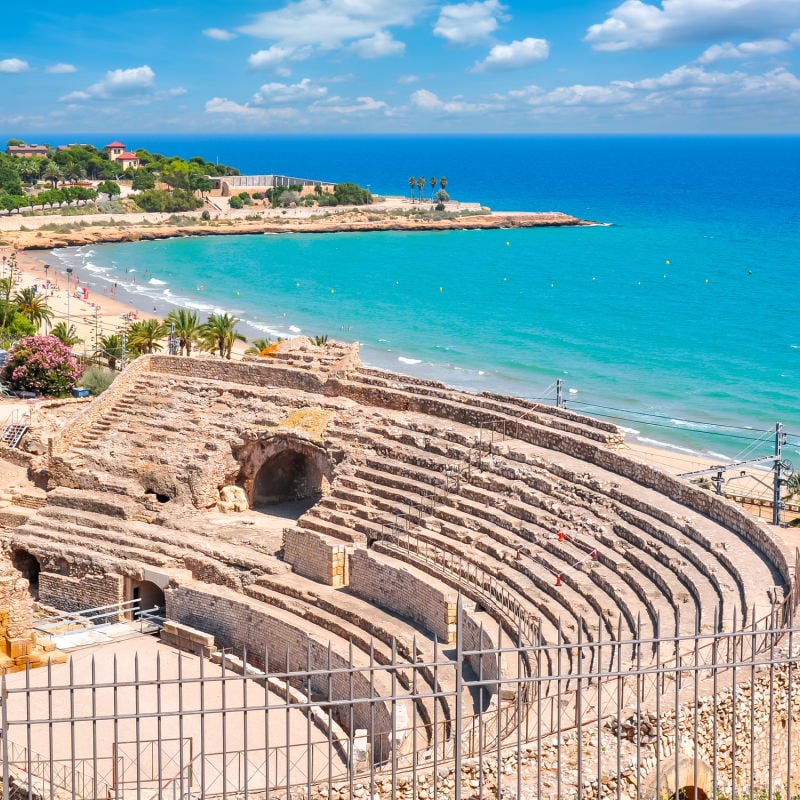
[66,267,73,336]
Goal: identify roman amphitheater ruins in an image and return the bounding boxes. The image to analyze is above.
[0,338,798,800]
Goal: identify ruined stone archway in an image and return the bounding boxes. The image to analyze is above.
[12,549,41,598]
[237,433,332,509]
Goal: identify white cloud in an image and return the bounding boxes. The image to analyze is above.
[434,0,509,45]
[791,29,800,44]
[59,65,155,102]
[398,74,419,84]
[0,58,30,74]
[248,44,312,73]
[498,63,800,117]
[309,95,388,114]
[46,63,77,74]
[585,0,800,52]
[698,38,791,63]
[349,30,405,58]
[205,97,267,118]
[203,28,237,41]
[254,78,328,103]
[239,0,427,48]
[471,37,549,72]
[410,88,495,114]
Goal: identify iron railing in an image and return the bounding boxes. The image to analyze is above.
[2,601,800,800]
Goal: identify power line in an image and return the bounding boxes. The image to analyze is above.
[569,408,770,442]
[567,400,767,433]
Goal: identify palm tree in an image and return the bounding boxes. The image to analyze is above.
[408,176,416,203]
[51,321,83,347]
[43,161,62,189]
[200,312,246,359]
[784,471,800,501]
[429,176,437,200]
[245,337,271,355]
[127,318,167,354]
[96,334,123,370]
[311,334,328,346]
[416,177,425,203]
[14,287,53,331]
[164,308,202,356]
[439,176,448,195]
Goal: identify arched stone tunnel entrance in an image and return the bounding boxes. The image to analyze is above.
[237,434,332,510]
[12,549,41,598]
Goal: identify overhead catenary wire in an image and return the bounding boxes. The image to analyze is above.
[566,399,768,433]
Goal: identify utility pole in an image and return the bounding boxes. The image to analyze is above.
[168,322,177,356]
[120,332,126,371]
[556,378,564,409]
[773,422,786,526]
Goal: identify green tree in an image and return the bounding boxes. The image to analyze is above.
[164,309,201,356]
[127,318,167,354]
[408,176,416,203]
[439,176,448,195]
[97,180,121,199]
[50,321,83,347]
[784,471,800,501]
[429,176,437,199]
[416,177,425,202]
[96,334,124,370]
[132,170,156,191]
[200,313,246,359]
[14,287,53,331]
[0,161,23,196]
[43,161,62,189]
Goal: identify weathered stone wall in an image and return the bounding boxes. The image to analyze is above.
[166,582,394,754]
[49,353,153,456]
[282,527,355,587]
[348,549,457,643]
[38,571,124,613]
[148,354,328,395]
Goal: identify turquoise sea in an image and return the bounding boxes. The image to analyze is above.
[41,135,800,464]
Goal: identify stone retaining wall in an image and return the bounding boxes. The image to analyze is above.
[166,582,394,757]
[348,549,457,643]
[38,571,124,613]
[282,527,354,587]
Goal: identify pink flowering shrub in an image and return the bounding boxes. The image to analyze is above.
[2,335,81,397]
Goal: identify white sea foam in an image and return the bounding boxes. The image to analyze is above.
[149,278,167,286]
[568,388,578,394]
[289,325,302,333]
[619,426,641,435]
[398,357,422,365]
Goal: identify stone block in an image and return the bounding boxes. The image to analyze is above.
[6,637,31,659]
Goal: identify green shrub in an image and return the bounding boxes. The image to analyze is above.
[229,195,244,209]
[2,335,81,396]
[201,209,211,221]
[80,365,117,395]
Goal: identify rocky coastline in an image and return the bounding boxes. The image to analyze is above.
[1,209,595,251]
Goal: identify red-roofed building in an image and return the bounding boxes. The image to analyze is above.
[105,141,126,161]
[116,152,140,169]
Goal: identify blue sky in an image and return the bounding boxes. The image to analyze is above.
[2,0,800,134]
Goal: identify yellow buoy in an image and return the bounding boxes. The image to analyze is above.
[439,287,443,292]
[506,241,510,246]
[705,279,709,284]
[666,260,670,265]
[331,288,335,294]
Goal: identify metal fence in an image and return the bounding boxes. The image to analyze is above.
[2,602,800,800]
